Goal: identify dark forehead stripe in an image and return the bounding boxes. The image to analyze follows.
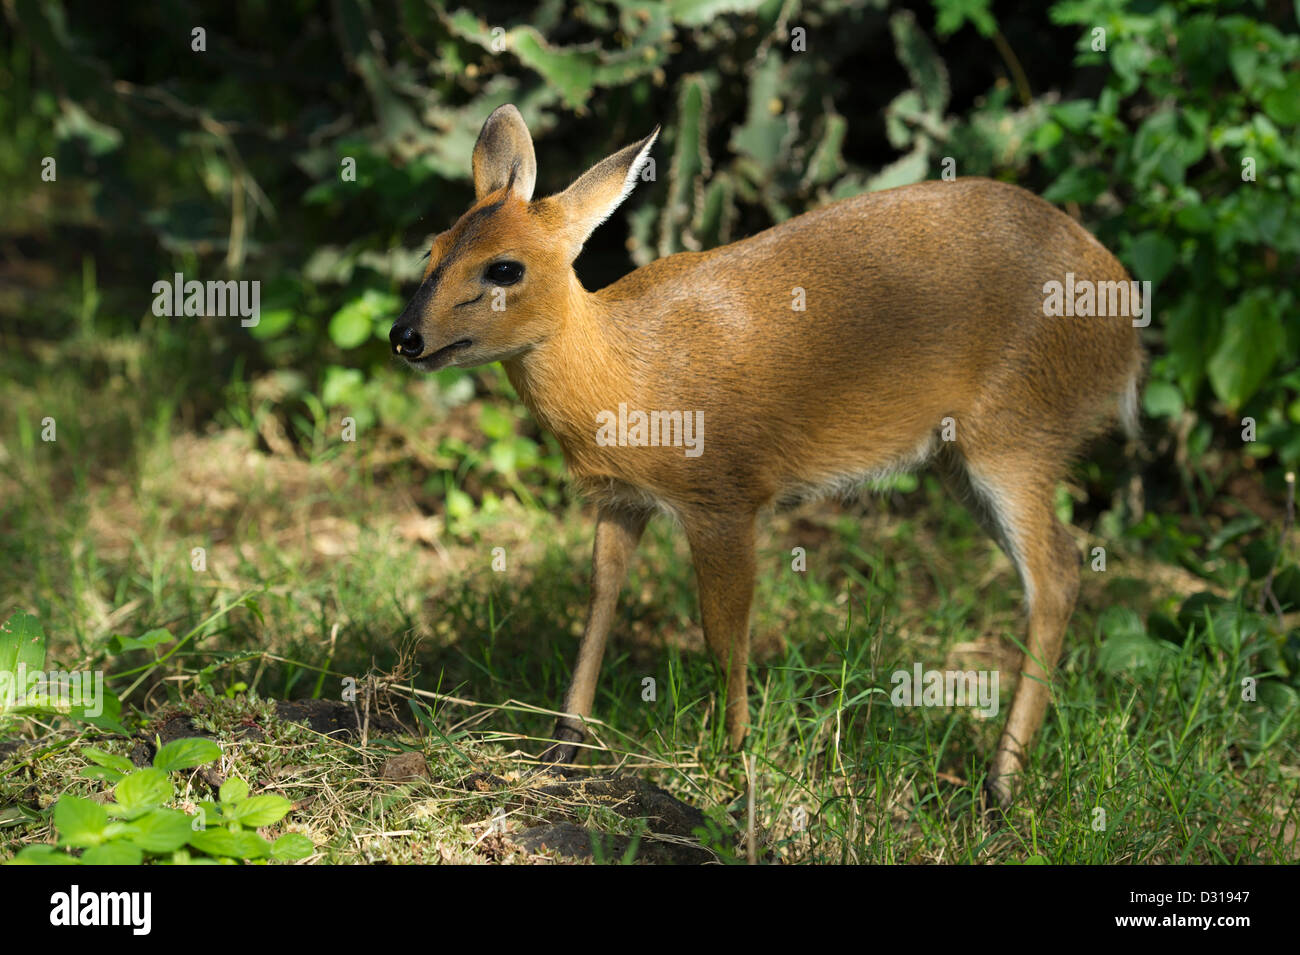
[430,191,510,279]
[408,192,508,312]
[457,193,508,237]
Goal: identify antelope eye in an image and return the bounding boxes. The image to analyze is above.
[485,261,524,285]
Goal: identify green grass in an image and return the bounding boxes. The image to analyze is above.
[1,321,1297,865]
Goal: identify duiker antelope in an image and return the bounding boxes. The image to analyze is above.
[391,105,1143,806]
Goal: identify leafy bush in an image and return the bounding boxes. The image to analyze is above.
[3,0,1296,493]
[9,736,313,865]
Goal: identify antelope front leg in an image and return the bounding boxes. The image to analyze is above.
[539,505,648,765]
[685,513,757,749]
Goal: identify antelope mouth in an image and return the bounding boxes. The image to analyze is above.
[413,339,473,370]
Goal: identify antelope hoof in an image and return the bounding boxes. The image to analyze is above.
[982,774,1013,816]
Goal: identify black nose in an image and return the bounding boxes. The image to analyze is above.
[389,324,423,357]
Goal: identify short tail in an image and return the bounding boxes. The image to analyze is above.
[1117,366,1141,441]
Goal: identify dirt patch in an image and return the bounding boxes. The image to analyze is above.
[381,751,430,781]
[467,769,715,864]
[273,699,412,738]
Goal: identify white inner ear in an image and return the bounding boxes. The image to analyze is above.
[616,130,659,210]
[579,130,659,238]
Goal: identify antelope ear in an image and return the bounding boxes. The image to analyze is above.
[553,128,658,255]
[472,104,537,201]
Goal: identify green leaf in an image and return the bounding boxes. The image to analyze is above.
[1257,680,1299,717]
[114,769,173,816]
[1207,290,1286,409]
[1142,381,1184,419]
[0,611,46,681]
[108,629,173,653]
[227,794,292,828]
[83,746,135,775]
[1207,515,1262,552]
[153,737,221,772]
[54,100,122,155]
[123,809,195,853]
[328,303,373,349]
[69,688,130,735]
[54,796,108,848]
[189,827,272,859]
[320,366,365,408]
[81,842,143,866]
[80,766,125,784]
[478,404,514,441]
[248,308,295,341]
[1126,233,1177,285]
[1262,73,1300,125]
[7,845,80,865]
[0,805,40,828]
[327,290,399,350]
[1042,166,1106,204]
[1097,607,1169,675]
[445,485,474,521]
[934,0,997,37]
[867,146,930,192]
[219,777,250,804]
[271,832,315,861]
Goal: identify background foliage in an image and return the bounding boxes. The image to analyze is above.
[2,0,1299,865]
[4,0,1296,459]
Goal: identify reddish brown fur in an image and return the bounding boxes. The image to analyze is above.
[393,105,1144,806]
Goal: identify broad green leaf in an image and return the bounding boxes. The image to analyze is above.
[227,794,292,828]
[1042,166,1106,204]
[7,845,80,865]
[1126,232,1177,285]
[114,769,173,816]
[1207,290,1286,409]
[69,688,130,735]
[1142,381,1184,419]
[219,777,250,804]
[83,747,135,775]
[81,842,143,866]
[189,827,272,859]
[271,832,315,861]
[54,796,108,848]
[108,629,173,653]
[328,301,374,349]
[329,289,401,350]
[124,809,194,853]
[0,611,46,681]
[320,365,365,408]
[80,766,125,784]
[1262,73,1300,125]
[248,308,295,341]
[1097,608,1170,675]
[934,0,997,37]
[478,404,514,441]
[153,737,221,772]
